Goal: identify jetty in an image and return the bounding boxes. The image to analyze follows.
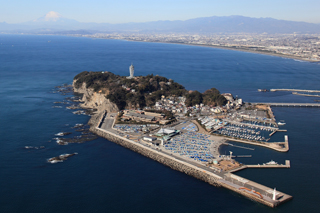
[246,160,290,168]
[292,92,320,97]
[270,89,320,93]
[224,135,289,152]
[219,173,292,207]
[90,111,292,208]
[253,102,320,107]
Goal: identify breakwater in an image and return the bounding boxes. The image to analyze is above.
[292,92,320,97]
[253,102,320,107]
[270,89,320,93]
[87,112,292,208]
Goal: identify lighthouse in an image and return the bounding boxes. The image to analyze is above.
[129,64,134,78]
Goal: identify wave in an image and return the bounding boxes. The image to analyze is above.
[48,160,63,163]
[294,59,307,63]
[55,132,64,136]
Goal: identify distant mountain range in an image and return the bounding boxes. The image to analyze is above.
[1,12,320,34]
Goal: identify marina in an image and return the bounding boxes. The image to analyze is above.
[95,111,293,208]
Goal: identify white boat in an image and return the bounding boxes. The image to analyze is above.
[277,122,286,125]
[264,160,278,165]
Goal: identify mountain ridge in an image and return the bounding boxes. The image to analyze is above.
[1,13,320,34]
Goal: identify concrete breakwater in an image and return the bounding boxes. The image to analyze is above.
[270,89,320,93]
[292,92,320,97]
[87,112,292,208]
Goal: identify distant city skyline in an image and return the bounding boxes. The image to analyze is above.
[1,0,320,24]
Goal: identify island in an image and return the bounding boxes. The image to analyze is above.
[72,68,292,208]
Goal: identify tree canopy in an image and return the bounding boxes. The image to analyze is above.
[74,71,226,110]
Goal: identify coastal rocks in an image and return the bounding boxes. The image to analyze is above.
[54,133,98,145]
[55,132,72,136]
[67,104,81,109]
[25,146,45,149]
[72,81,119,113]
[54,124,98,145]
[47,153,78,163]
[73,123,84,128]
[73,110,86,115]
[53,84,73,95]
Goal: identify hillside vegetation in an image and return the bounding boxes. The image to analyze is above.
[74,71,227,110]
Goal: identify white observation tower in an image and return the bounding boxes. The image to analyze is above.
[128,64,134,78]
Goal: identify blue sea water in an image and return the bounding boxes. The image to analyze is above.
[1,34,320,213]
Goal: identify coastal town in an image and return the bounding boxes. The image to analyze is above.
[83,33,320,62]
[53,67,296,208]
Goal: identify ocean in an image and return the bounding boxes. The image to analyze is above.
[0,34,320,213]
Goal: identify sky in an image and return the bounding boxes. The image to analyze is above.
[1,0,320,24]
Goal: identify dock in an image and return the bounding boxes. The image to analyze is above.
[246,160,290,168]
[269,129,287,137]
[269,130,277,136]
[226,135,289,152]
[227,160,290,172]
[224,142,255,150]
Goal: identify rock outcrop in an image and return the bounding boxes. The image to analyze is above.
[72,80,119,113]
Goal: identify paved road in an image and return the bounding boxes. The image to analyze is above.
[100,118,114,130]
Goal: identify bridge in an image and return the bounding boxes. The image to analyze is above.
[253,102,320,107]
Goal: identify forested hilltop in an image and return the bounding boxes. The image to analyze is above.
[73,71,227,110]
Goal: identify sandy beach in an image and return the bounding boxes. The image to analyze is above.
[160,41,320,63]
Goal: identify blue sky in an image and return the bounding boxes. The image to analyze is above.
[1,0,320,24]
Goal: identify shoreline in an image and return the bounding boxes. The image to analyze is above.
[5,33,319,63]
[129,40,320,63]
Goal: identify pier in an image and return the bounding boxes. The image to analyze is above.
[269,129,287,137]
[227,160,290,172]
[226,135,289,152]
[253,102,320,107]
[224,119,278,131]
[246,160,290,168]
[224,142,255,150]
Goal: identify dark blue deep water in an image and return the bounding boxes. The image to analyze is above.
[1,34,320,213]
